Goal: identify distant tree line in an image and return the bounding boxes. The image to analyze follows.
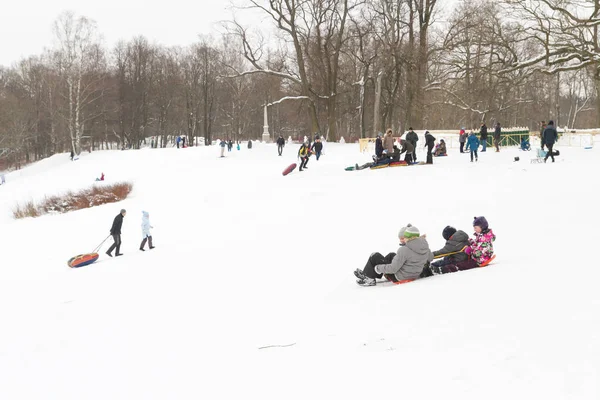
[1,0,598,168]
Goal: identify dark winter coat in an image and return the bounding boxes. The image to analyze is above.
[248,140,253,149]
[433,230,469,263]
[377,236,434,281]
[406,130,419,146]
[424,133,436,151]
[312,141,323,152]
[400,140,415,154]
[494,125,501,140]
[480,125,488,140]
[110,213,124,235]
[375,137,384,157]
[277,137,285,146]
[542,125,558,145]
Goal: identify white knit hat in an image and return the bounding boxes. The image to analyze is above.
[399,223,420,238]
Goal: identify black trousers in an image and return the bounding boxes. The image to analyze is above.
[362,252,396,280]
[404,153,413,164]
[545,143,555,162]
[278,145,283,155]
[140,236,153,249]
[426,147,433,164]
[299,156,309,170]
[107,234,121,255]
[460,142,465,153]
[410,141,417,161]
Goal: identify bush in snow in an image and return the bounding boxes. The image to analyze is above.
[13,182,133,219]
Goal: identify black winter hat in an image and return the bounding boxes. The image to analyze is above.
[442,226,457,241]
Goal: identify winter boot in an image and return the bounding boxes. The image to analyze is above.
[354,268,367,280]
[356,277,376,286]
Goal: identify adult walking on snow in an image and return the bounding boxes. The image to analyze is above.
[248,140,253,149]
[277,135,285,156]
[311,138,323,160]
[139,211,155,251]
[106,209,126,257]
[494,122,501,152]
[543,120,558,163]
[406,127,419,162]
[424,131,436,164]
[219,140,226,157]
[479,123,488,152]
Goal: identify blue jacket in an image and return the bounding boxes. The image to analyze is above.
[467,134,480,149]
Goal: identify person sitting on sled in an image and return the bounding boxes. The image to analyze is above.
[421,226,469,277]
[434,139,447,156]
[429,216,496,275]
[521,137,531,151]
[354,224,433,286]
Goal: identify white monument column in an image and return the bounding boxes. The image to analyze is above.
[262,104,271,143]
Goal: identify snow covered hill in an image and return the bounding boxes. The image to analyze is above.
[0,142,598,399]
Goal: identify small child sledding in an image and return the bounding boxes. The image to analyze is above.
[428,216,495,275]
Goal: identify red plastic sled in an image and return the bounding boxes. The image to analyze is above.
[282,163,297,176]
[68,253,99,268]
[479,255,496,267]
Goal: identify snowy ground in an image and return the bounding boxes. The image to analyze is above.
[0,142,598,399]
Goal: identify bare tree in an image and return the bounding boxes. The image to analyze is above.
[53,11,106,155]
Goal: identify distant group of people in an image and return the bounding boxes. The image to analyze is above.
[105,209,156,257]
[219,139,251,157]
[176,136,187,148]
[354,216,496,286]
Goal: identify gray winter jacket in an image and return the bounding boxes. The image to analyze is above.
[377,236,434,281]
[433,230,469,263]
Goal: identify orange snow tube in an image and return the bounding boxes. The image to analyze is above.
[68,253,99,268]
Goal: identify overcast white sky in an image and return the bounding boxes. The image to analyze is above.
[2,0,458,68]
[0,0,252,67]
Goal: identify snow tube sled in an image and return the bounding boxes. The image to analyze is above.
[282,163,297,176]
[68,253,99,268]
[389,161,408,167]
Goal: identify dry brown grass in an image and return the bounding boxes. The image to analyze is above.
[13,182,133,219]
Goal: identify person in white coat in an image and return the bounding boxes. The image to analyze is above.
[140,211,155,251]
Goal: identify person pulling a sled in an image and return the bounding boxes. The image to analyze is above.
[106,209,126,257]
[354,224,433,286]
[139,211,155,251]
[429,216,495,275]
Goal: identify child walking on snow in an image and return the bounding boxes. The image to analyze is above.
[139,211,155,251]
[430,216,495,275]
